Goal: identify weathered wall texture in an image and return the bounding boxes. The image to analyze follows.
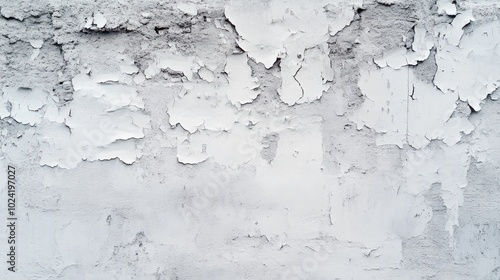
[1,0,500,279]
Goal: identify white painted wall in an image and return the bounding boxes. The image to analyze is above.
[0,0,499,279]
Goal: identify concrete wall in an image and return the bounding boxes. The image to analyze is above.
[1,0,500,279]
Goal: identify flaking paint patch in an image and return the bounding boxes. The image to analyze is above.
[404,143,471,240]
[39,72,149,168]
[225,0,355,105]
[352,67,473,149]
[145,51,201,81]
[435,20,500,111]
[0,86,48,126]
[221,53,260,106]
[374,23,433,69]
[84,11,107,30]
[167,83,240,135]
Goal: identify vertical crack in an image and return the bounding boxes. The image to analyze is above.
[406,66,410,144]
[293,65,305,100]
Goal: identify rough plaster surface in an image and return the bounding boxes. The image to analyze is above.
[0,0,500,279]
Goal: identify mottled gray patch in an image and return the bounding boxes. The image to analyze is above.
[260,133,279,163]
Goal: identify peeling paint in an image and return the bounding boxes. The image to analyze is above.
[374,24,433,69]
[39,72,149,168]
[435,20,500,111]
[84,11,108,29]
[2,0,500,279]
[0,87,48,125]
[226,0,355,105]
[352,67,473,149]
[221,53,260,106]
[145,51,201,81]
